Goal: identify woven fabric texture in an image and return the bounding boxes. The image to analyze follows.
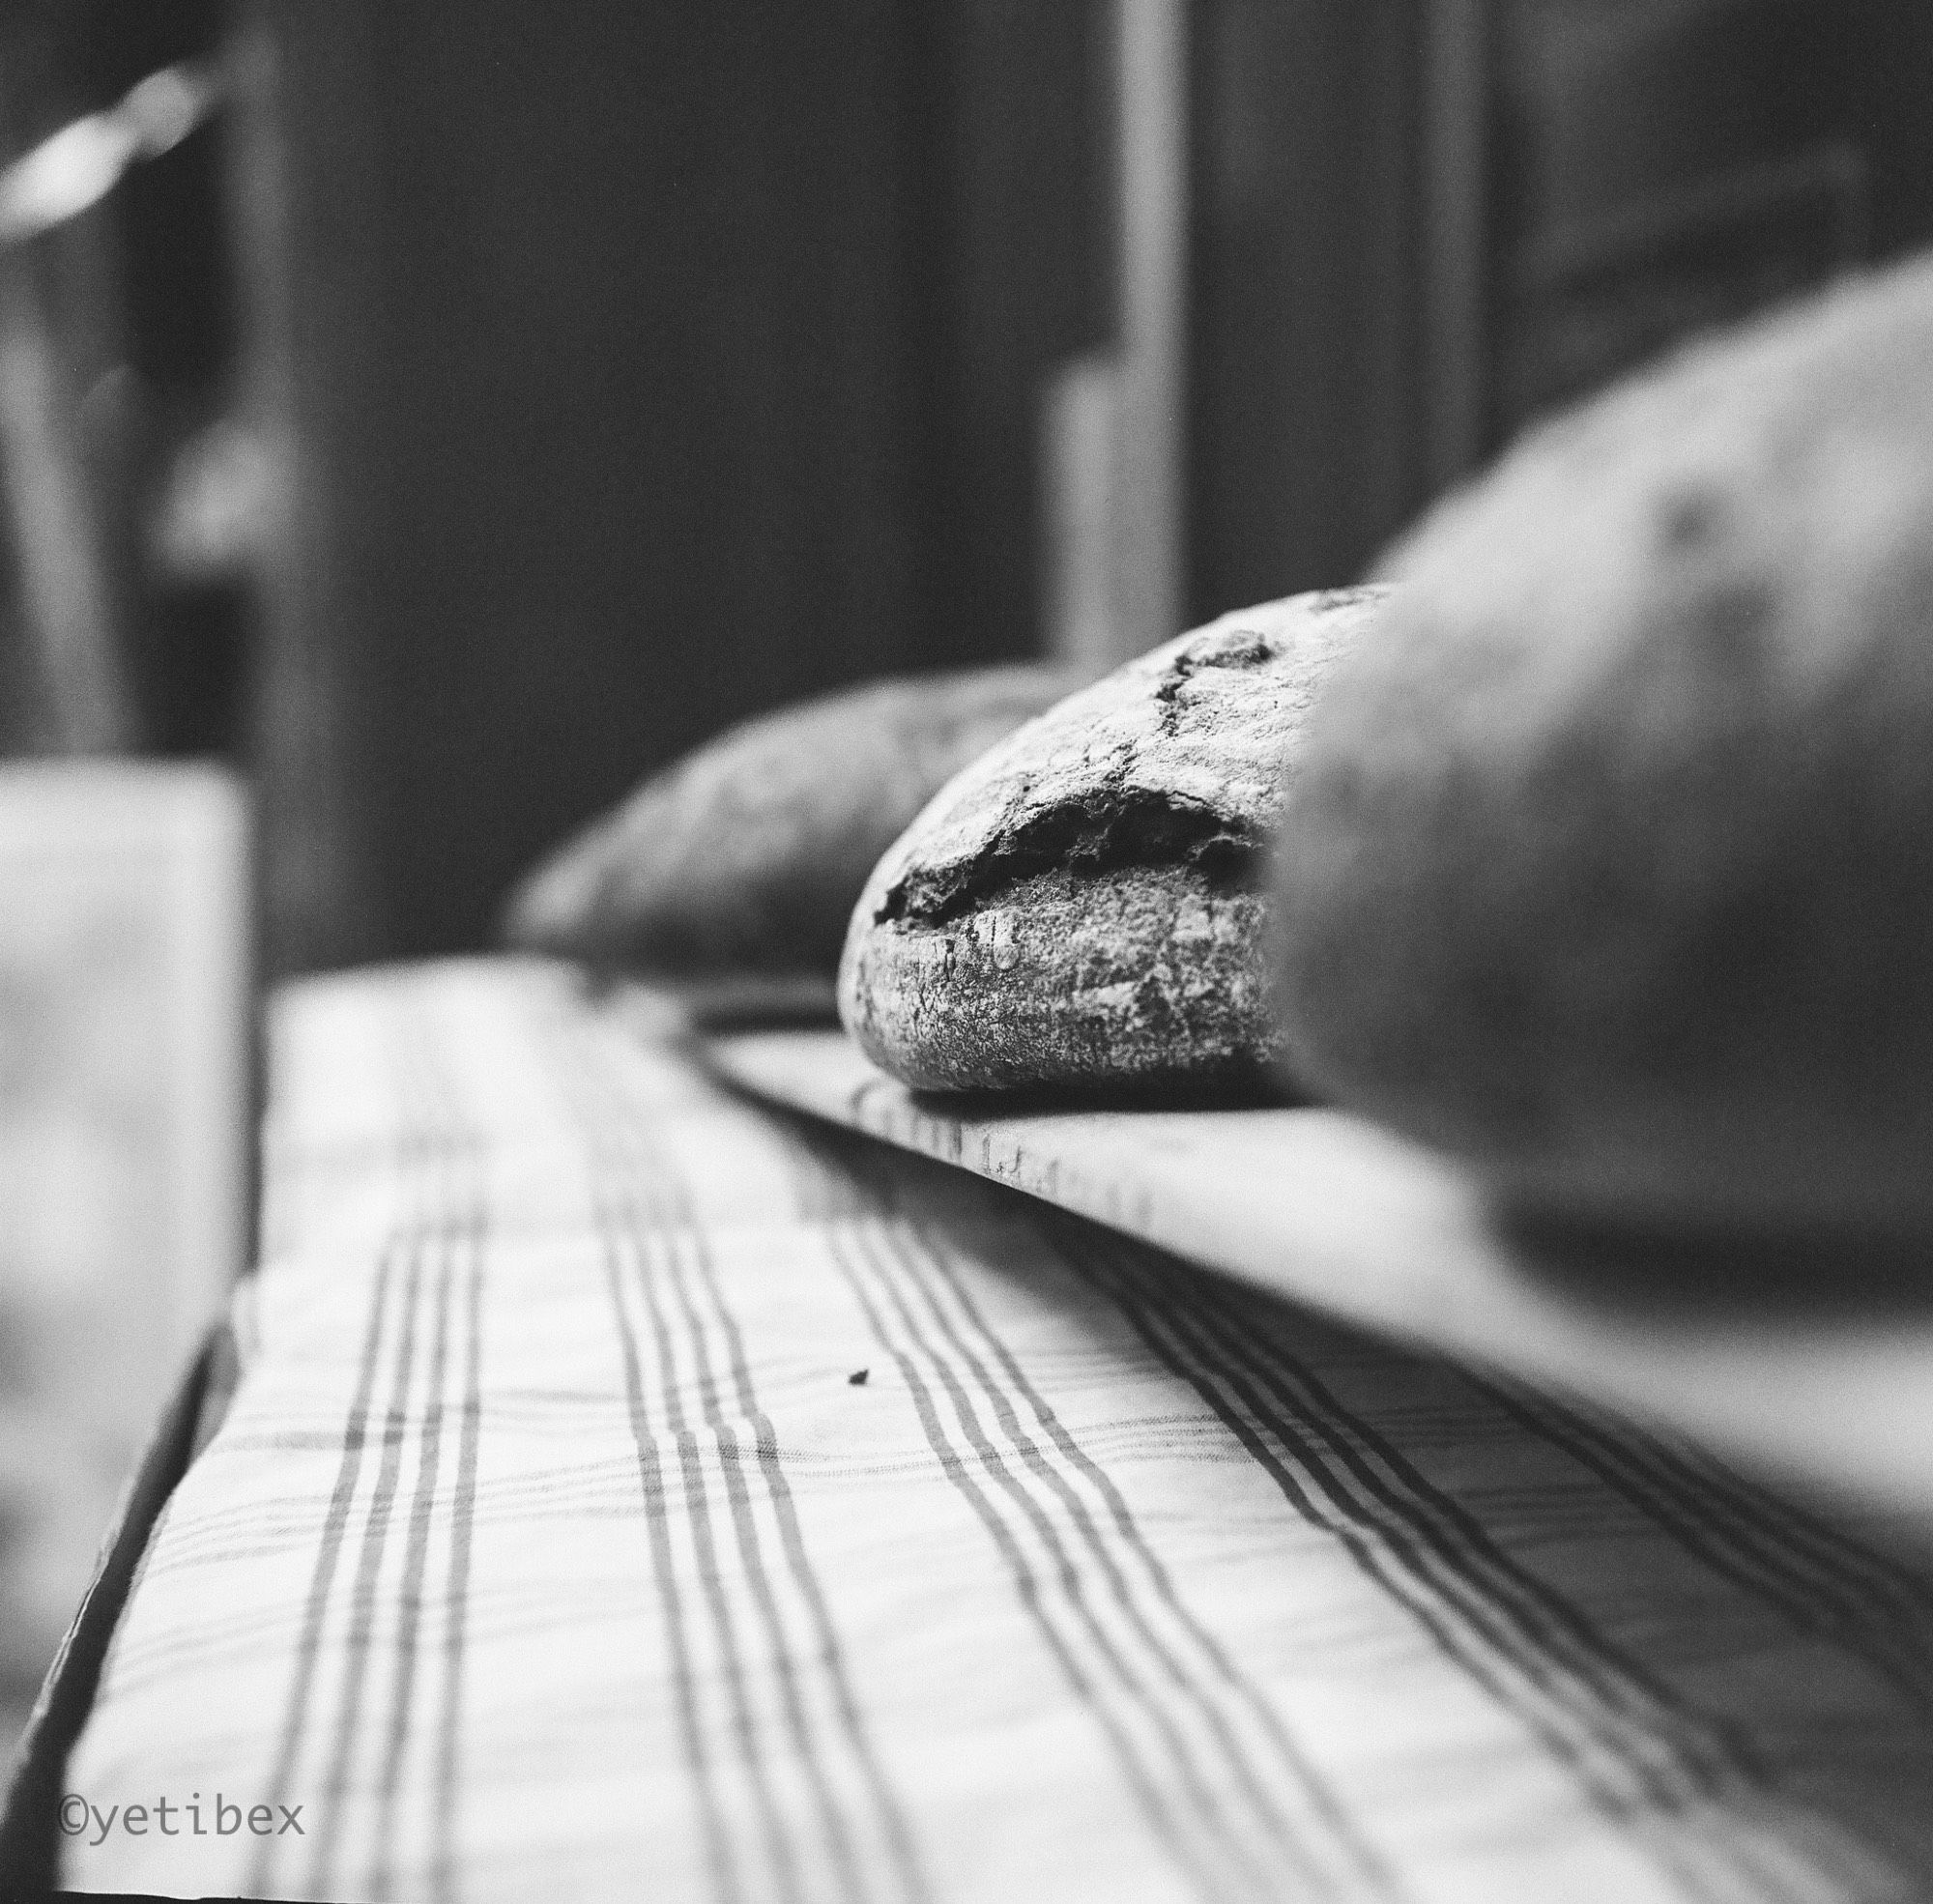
[61,960,1933,1903]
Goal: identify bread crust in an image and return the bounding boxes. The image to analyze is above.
[841,589,1388,1093]
[504,666,1068,984]
[1270,254,1933,1226]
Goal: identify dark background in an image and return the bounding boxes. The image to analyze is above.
[7,0,1933,971]
[238,0,1117,969]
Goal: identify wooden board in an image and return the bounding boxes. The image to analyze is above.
[706,1027,1933,1539]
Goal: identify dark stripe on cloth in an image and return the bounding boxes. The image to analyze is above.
[1048,1218,1813,1904]
[796,1113,1755,1887]
[822,1214,1245,1900]
[599,1198,750,1904]
[567,1037,819,1904]
[853,1214,1300,1899]
[368,1052,486,1900]
[572,1018,932,1904]
[247,1001,434,1898]
[305,1094,436,1894]
[622,1197,808,1903]
[780,1112,1394,1896]
[430,1118,487,1904]
[888,1209,1398,1900]
[1474,1377,1933,1718]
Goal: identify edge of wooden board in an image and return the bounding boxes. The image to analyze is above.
[703,1025,1933,1536]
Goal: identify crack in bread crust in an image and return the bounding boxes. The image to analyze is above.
[840,588,1392,1096]
[878,788,1260,928]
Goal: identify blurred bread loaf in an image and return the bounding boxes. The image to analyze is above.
[1270,253,1933,1226]
[505,667,1068,1008]
[841,589,1388,1095]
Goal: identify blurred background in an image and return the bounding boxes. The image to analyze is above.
[7,0,1933,975]
[4,0,1933,1756]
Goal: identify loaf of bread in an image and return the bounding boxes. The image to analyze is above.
[840,590,1389,1095]
[504,667,1068,1010]
[1270,253,1933,1227]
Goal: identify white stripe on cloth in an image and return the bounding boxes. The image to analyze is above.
[62,959,1933,1903]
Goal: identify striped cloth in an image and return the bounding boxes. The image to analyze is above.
[62,959,1933,1903]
